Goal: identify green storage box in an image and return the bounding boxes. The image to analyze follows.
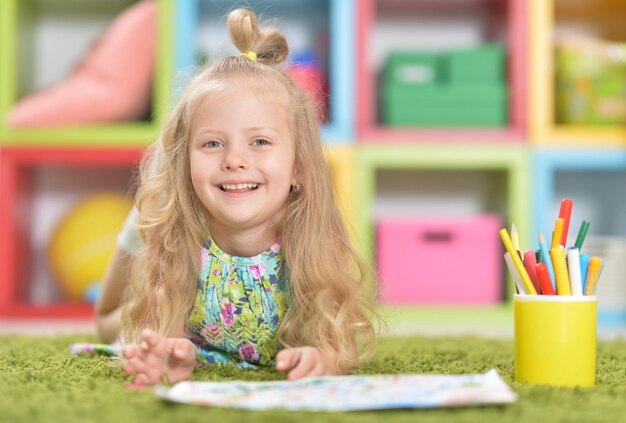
[383,104,507,127]
[384,84,507,105]
[443,43,505,83]
[383,51,442,86]
[382,84,508,127]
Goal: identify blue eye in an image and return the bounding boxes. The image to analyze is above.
[253,138,270,146]
[203,140,222,148]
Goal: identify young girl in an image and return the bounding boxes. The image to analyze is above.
[116,8,380,384]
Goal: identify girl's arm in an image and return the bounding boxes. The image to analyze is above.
[94,246,133,343]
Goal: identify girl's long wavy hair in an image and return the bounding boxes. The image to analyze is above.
[122,8,381,372]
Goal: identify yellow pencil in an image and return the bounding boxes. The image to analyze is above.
[550,247,571,295]
[551,217,564,249]
[511,223,520,253]
[584,257,602,295]
[499,228,537,295]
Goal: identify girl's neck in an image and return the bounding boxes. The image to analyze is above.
[209,224,277,257]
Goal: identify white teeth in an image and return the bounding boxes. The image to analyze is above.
[221,183,258,190]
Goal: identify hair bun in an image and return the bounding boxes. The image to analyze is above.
[227,8,289,66]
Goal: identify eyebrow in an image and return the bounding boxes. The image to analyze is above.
[192,126,284,143]
[247,126,282,135]
[193,128,224,141]
[195,127,280,135]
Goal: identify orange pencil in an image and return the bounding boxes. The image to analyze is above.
[558,198,573,247]
[536,263,556,295]
[551,218,564,250]
[584,257,602,295]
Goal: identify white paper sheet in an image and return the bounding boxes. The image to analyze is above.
[155,369,517,411]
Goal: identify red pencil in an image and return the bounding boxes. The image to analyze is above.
[536,262,556,295]
[558,198,573,247]
[523,250,542,294]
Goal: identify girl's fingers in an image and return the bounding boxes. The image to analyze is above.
[287,350,317,381]
[123,356,147,376]
[172,339,195,362]
[275,348,300,372]
[141,329,160,348]
[310,361,330,377]
[132,372,151,385]
[123,344,140,359]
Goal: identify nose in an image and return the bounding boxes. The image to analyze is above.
[222,145,248,171]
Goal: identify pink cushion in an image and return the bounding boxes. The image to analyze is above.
[7,0,157,127]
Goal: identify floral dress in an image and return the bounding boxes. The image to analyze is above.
[186,238,289,368]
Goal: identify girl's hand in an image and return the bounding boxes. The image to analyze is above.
[122,329,196,385]
[275,346,340,380]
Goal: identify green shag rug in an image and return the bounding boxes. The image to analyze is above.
[1,334,625,423]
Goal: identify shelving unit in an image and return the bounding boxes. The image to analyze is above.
[356,0,527,143]
[529,0,626,146]
[0,0,624,325]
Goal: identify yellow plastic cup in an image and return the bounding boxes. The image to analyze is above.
[514,294,597,387]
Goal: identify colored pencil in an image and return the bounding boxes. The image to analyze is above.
[558,198,573,247]
[504,252,527,295]
[523,250,542,294]
[579,253,590,293]
[567,247,583,296]
[536,262,556,295]
[551,217,564,250]
[499,228,537,295]
[585,257,602,296]
[551,247,572,295]
[511,223,520,253]
[538,233,556,291]
[574,220,590,250]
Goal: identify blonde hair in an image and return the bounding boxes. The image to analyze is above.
[122,8,381,372]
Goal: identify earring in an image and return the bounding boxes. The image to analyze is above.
[290,184,301,193]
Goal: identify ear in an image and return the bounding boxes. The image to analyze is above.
[290,162,301,187]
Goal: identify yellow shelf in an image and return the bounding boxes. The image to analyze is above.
[529,0,626,146]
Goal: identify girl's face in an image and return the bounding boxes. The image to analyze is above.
[188,81,297,242]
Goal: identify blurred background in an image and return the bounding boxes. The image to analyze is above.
[1,0,625,337]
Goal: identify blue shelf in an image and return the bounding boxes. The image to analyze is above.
[532,149,626,238]
[533,149,626,322]
[172,0,354,143]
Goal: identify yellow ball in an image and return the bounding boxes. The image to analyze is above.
[49,193,132,302]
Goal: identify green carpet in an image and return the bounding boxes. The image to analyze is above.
[1,334,625,423]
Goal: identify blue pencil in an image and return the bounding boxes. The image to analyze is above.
[538,232,556,291]
[580,253,590,294]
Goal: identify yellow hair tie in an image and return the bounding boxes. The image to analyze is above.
[240,50,257,62]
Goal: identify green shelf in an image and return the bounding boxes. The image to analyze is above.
[0,0,174,146]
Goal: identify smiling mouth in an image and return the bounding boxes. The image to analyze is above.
[219,183,259,192]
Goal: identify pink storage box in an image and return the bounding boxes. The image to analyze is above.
[376,215,503,304]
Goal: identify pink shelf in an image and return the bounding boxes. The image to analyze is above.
[356,0,527,143]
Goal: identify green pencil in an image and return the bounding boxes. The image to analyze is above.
[574,220,590,250]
